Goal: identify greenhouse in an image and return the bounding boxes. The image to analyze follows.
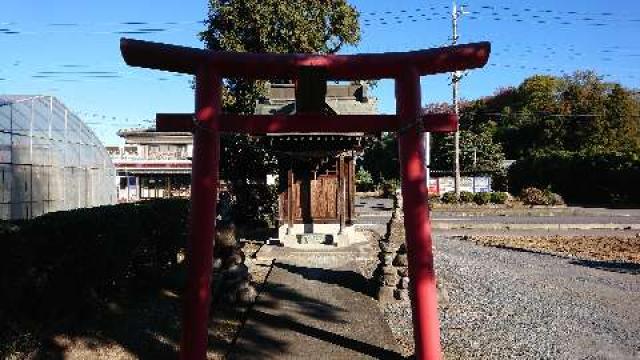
[0,95,116,220]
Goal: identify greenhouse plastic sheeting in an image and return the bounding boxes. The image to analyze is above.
[0,95,116,220]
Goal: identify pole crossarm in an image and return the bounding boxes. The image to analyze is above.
[120,38,490,80]
[155,113,458,134]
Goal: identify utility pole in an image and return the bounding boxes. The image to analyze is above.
[424,132,430,190]
[451,1,467,198]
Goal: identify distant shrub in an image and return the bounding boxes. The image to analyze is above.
[427,193,441,206]
[490,191,509,204]
[356,168,375,192]
[229,183,277,228]
[474,192,492,205]
[0,220,19,236]
[380,179,400,198]
[543,188,565,206]
[441,191,458,204]
[520,187,550,205]
[508,151,640,204]
[459,191,475,203]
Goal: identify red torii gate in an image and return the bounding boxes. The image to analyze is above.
[120,38,490,360]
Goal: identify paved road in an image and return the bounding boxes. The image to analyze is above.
[354,196,640,228]
[436,236,640,359]
[354,196,393,225]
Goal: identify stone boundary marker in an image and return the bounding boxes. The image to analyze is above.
[375,193,448,305]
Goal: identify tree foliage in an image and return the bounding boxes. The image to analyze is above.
[200,0,361,181]
[200,0,361,115]
[426,102,505,175]
[358,134,399,184]
[509,151,640,204]
[477,70,640,158]
[199,0,361,223]
[359,70,640,199]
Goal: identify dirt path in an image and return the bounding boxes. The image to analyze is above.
[229,259,402,359]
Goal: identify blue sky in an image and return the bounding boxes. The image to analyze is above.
[1,0,639,145]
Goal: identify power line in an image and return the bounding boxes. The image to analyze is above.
[1,5,639,36]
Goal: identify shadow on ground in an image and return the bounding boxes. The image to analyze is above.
[275,262,375,298]
[228,262,404,360]
[3,260,397,359]
[2,267,247,359]
[230,309,404,360]
[570,259,640,275]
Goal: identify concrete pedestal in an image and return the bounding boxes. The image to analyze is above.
[277,223,366,249]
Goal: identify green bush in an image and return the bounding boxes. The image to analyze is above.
[380,179,399,198]
[0,220,19,236]
[509,151,640,204]
[543,188,565,206]
[441,191,458,204]
[490,191,509,204]
[427,193,441,204]
[229,183,278,227]
[0,199,189,321]
[459,191,475,203]
[356,168,375,192]
[474,192,492,205]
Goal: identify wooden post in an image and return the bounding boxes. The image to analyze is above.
[287,169,294,235]
[338,154,345,235]
[347,155,355,224]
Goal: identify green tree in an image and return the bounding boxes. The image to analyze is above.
[471,71,640,158]
[559,70,608,151]
[358,133,399,184]
[199,0,361,224]
[200,0,360,181]
[427,101,505,175]
[200,0,360,115]
[602,84,640,153]
[430,124,505,175]
[494,75,566,158]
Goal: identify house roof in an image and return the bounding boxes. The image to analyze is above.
[255,83,377,142]
[254,83,378,116]
[117,128,193,144]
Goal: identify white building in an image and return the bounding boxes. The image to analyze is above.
[106,129,193,202]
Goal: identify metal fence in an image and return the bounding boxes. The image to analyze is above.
[0,95,116,220]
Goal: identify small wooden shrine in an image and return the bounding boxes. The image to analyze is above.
[255,83,377,247]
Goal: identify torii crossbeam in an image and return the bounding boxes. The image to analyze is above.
[120,38,490,360]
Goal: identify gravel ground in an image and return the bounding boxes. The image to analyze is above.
[383,235,640,359]
[465,234,640,263]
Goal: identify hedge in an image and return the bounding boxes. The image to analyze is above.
[508,151,640,204]
[474,192,492,205]
[490,191,508,204]
[0,199,189,321]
